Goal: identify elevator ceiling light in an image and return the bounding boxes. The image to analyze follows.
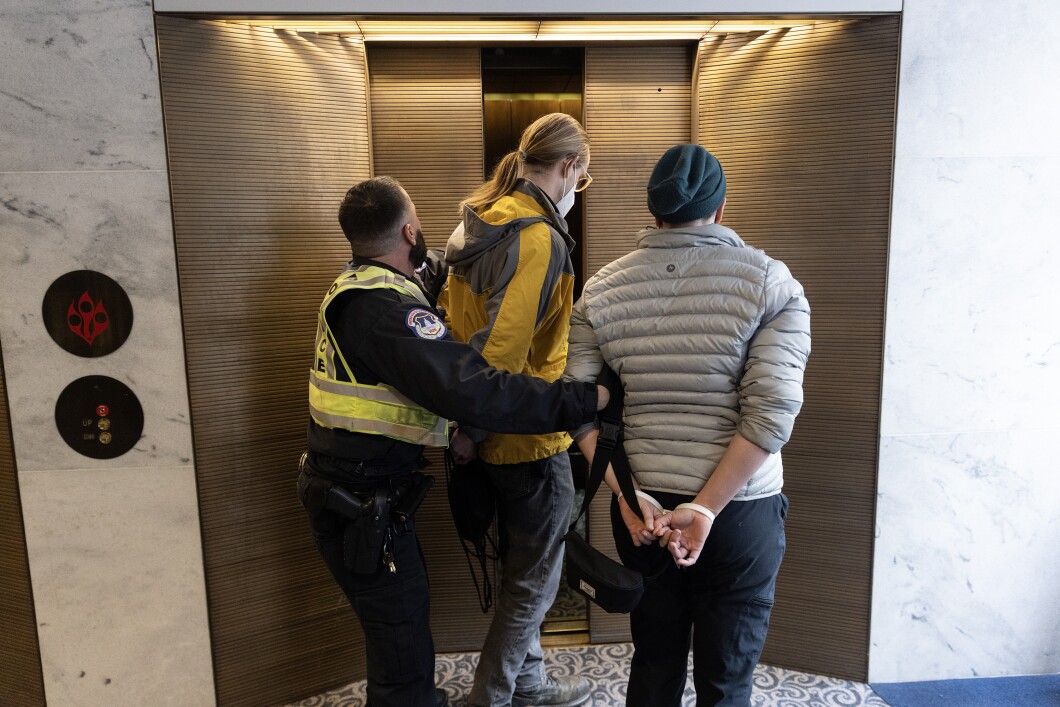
[238,20,362,35]
[359,20,541,42]
[533,20,811,40]
[535,21,716,41]
[237,19,540,41]
[235,18,816,42]
[711,20,810,32]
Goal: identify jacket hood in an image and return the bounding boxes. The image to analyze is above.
[444,179,572,266]
[635,223,746,251]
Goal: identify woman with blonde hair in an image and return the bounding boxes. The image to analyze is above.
[439,112,593,707]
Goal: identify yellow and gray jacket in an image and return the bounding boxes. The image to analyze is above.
[309,264,449,447]
[439,179,576,465]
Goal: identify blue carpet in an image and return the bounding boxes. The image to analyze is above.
[871,674,1060,707]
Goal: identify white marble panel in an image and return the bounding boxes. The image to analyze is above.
[896,0,1060,159]
[0,0,166,172]
[881,154,1060,437]
[20,465,214,706]
[869,430,1060,682]
[0,169,194,470]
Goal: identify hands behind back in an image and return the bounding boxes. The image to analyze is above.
[618,493,666,547]
[653,506,714,568]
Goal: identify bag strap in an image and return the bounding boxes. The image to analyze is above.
[573,365,639,525]
[571,365,671,580]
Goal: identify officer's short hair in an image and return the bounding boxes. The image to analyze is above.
[338,177,409,256]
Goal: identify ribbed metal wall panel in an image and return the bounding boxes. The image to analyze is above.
[156,17,372,706]
[697,16,900,681]
[368,46,484,248]
[582,45,693,643]
[584,46,693,277]
[366,45,497,652]
[0,350,46,705]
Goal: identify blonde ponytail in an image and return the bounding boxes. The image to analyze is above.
[463,150,523,213]
[463,113,590,213]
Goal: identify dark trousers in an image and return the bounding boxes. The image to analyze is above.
[611,492,788,707]
[303,467,436,707]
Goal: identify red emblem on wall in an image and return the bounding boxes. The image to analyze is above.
[67,291,110,345]
[44,270,132,357]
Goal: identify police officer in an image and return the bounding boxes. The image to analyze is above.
[298,176,609,707]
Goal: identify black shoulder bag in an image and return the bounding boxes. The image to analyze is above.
[445,451,497,613]
[563,366,664,614]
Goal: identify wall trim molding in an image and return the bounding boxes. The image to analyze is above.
[154,1,901,16]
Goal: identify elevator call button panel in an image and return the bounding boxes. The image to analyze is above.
[54,376,144,459]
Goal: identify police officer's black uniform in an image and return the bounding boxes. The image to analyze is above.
[299,258,598,707]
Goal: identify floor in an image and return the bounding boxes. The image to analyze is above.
[284,642,891,706]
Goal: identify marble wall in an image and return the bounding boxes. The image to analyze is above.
[870,0,1060,682]
[0,0,215,704]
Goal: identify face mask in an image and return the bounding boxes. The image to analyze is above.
[556,171,577,218]
[410,229,428,271]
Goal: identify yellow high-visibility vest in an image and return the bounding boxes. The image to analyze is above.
[308,264,449,447]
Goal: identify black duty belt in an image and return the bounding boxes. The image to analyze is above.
[298,453,435,574]
[297,453,434,525]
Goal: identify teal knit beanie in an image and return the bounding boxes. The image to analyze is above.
[646,144,726,224]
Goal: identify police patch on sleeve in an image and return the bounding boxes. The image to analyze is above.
[405,308,447,340]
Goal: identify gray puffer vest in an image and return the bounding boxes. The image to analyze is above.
[565,224,810,498]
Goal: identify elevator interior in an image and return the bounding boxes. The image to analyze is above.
[483,47,587,293]
[154,14,900,705]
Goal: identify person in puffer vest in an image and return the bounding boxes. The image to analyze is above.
[564,144,811,707]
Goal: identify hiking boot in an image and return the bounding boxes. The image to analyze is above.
[512,675,591,707]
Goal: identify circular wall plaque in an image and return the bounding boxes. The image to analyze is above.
[54,376,144,459]
[42,270,133,357]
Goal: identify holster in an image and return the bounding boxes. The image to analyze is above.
[297,468,372,520]
[392,471,434,523]
[297,459,435,575]
[345,487,390,574]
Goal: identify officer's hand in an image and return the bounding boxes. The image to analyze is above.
[595,385,610,411]
[450,428,477,465]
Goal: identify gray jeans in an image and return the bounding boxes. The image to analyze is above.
[468,452,574,707]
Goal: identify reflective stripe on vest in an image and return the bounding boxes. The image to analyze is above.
[309,264,449,447]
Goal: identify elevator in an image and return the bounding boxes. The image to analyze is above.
[154,14,900,705]
[481,47,586,292]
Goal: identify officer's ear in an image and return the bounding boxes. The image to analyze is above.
[401,222,417,246]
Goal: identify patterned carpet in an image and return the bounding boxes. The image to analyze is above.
[286,642,890,706]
